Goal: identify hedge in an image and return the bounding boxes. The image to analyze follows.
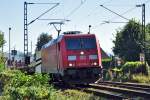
[122,61,149,75]
[0,69,55,99]
[102,58,112,69]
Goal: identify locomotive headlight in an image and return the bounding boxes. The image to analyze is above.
[94,62,97,65]
[80,51,84,55]
[69,63,73,66]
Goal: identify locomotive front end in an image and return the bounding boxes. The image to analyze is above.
[63,34,102,84]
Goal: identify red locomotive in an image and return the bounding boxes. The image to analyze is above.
[41,31,102,84]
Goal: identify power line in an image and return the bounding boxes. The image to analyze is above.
[74,0,113,31]
[65,0,87,18]
[29,3,59,5]
[92,6,136,29]
[145,0,150,4]
[100,5,130,21]
[80,0,113,21]
[100,4,137,7]
[107,6,136,22]
[102,21,127,23]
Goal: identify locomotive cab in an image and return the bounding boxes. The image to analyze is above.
[62,34,102,84]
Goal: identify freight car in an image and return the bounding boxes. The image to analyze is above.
[41,31,102,84]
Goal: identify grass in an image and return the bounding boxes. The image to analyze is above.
[50,89,105,100]
[131,74,150,84]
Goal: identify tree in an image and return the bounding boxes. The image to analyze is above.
[36,33,52,51]
[145,23,150,64]
[0,31,5,48]
[0,31,6,71]
[113,20,143,61]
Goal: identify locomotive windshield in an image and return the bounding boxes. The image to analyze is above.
[65,37,96,50]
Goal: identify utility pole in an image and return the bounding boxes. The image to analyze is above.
[31,41,32,55]
[24,1,59,65]
[136,4,146,66]
[142,4,146,66]
[13,46,15,62]
[24,2,28,57]
[9,27,11,60]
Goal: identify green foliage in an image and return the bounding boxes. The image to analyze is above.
[36,33,52,51]
[103,71,111,81]
[0,69,55,99]
[0,63,4,72]
[50,89,102,100]
[0,70,102,100]
[0,69,21,85]
[102,58,112,69]
[122,61,148,75]
[103,61,150,83]
[132,74,150,83]
[113,19,142,61]
[145,23,150,65]
[102,58,112,81]
[0,31,5,48]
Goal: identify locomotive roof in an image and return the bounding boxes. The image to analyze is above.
[42,33,96,49]
[42,35,64,49]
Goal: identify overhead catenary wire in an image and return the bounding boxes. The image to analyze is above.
[65,0,87,18]
[71,0,114,33]
[78,0,113,25]
[28,3,59,5]
[145,0,150,4]
[106,6,137,23]
[100,5,130,21]
[92,6,137,29]
[83,0,113,18]
[102,21,127,23]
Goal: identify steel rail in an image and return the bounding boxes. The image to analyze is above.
[89,84,150,99]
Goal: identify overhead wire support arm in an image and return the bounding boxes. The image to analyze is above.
[102,21,128,23]
[100,5,130,21]
[27,3,59,26]
[38,19,70,21]
[29,3,59,5]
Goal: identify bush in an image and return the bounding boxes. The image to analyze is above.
[0,70,105,100]
[0,55,5,72]
[103,71,111,81]
[131,74,150,83]
[0,69,55,99]
[0,63,4,72]
[122,61,149,75]
[0,69,21,85]
[102,58,112,69]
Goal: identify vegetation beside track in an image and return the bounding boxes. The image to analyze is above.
[102,59,150,84]
[131,74,150,83]
[0,69,103,100]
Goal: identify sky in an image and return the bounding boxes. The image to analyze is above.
[0,0,150,54]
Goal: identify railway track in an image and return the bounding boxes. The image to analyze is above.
[98,81,150,92]
[74,82,150,100]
